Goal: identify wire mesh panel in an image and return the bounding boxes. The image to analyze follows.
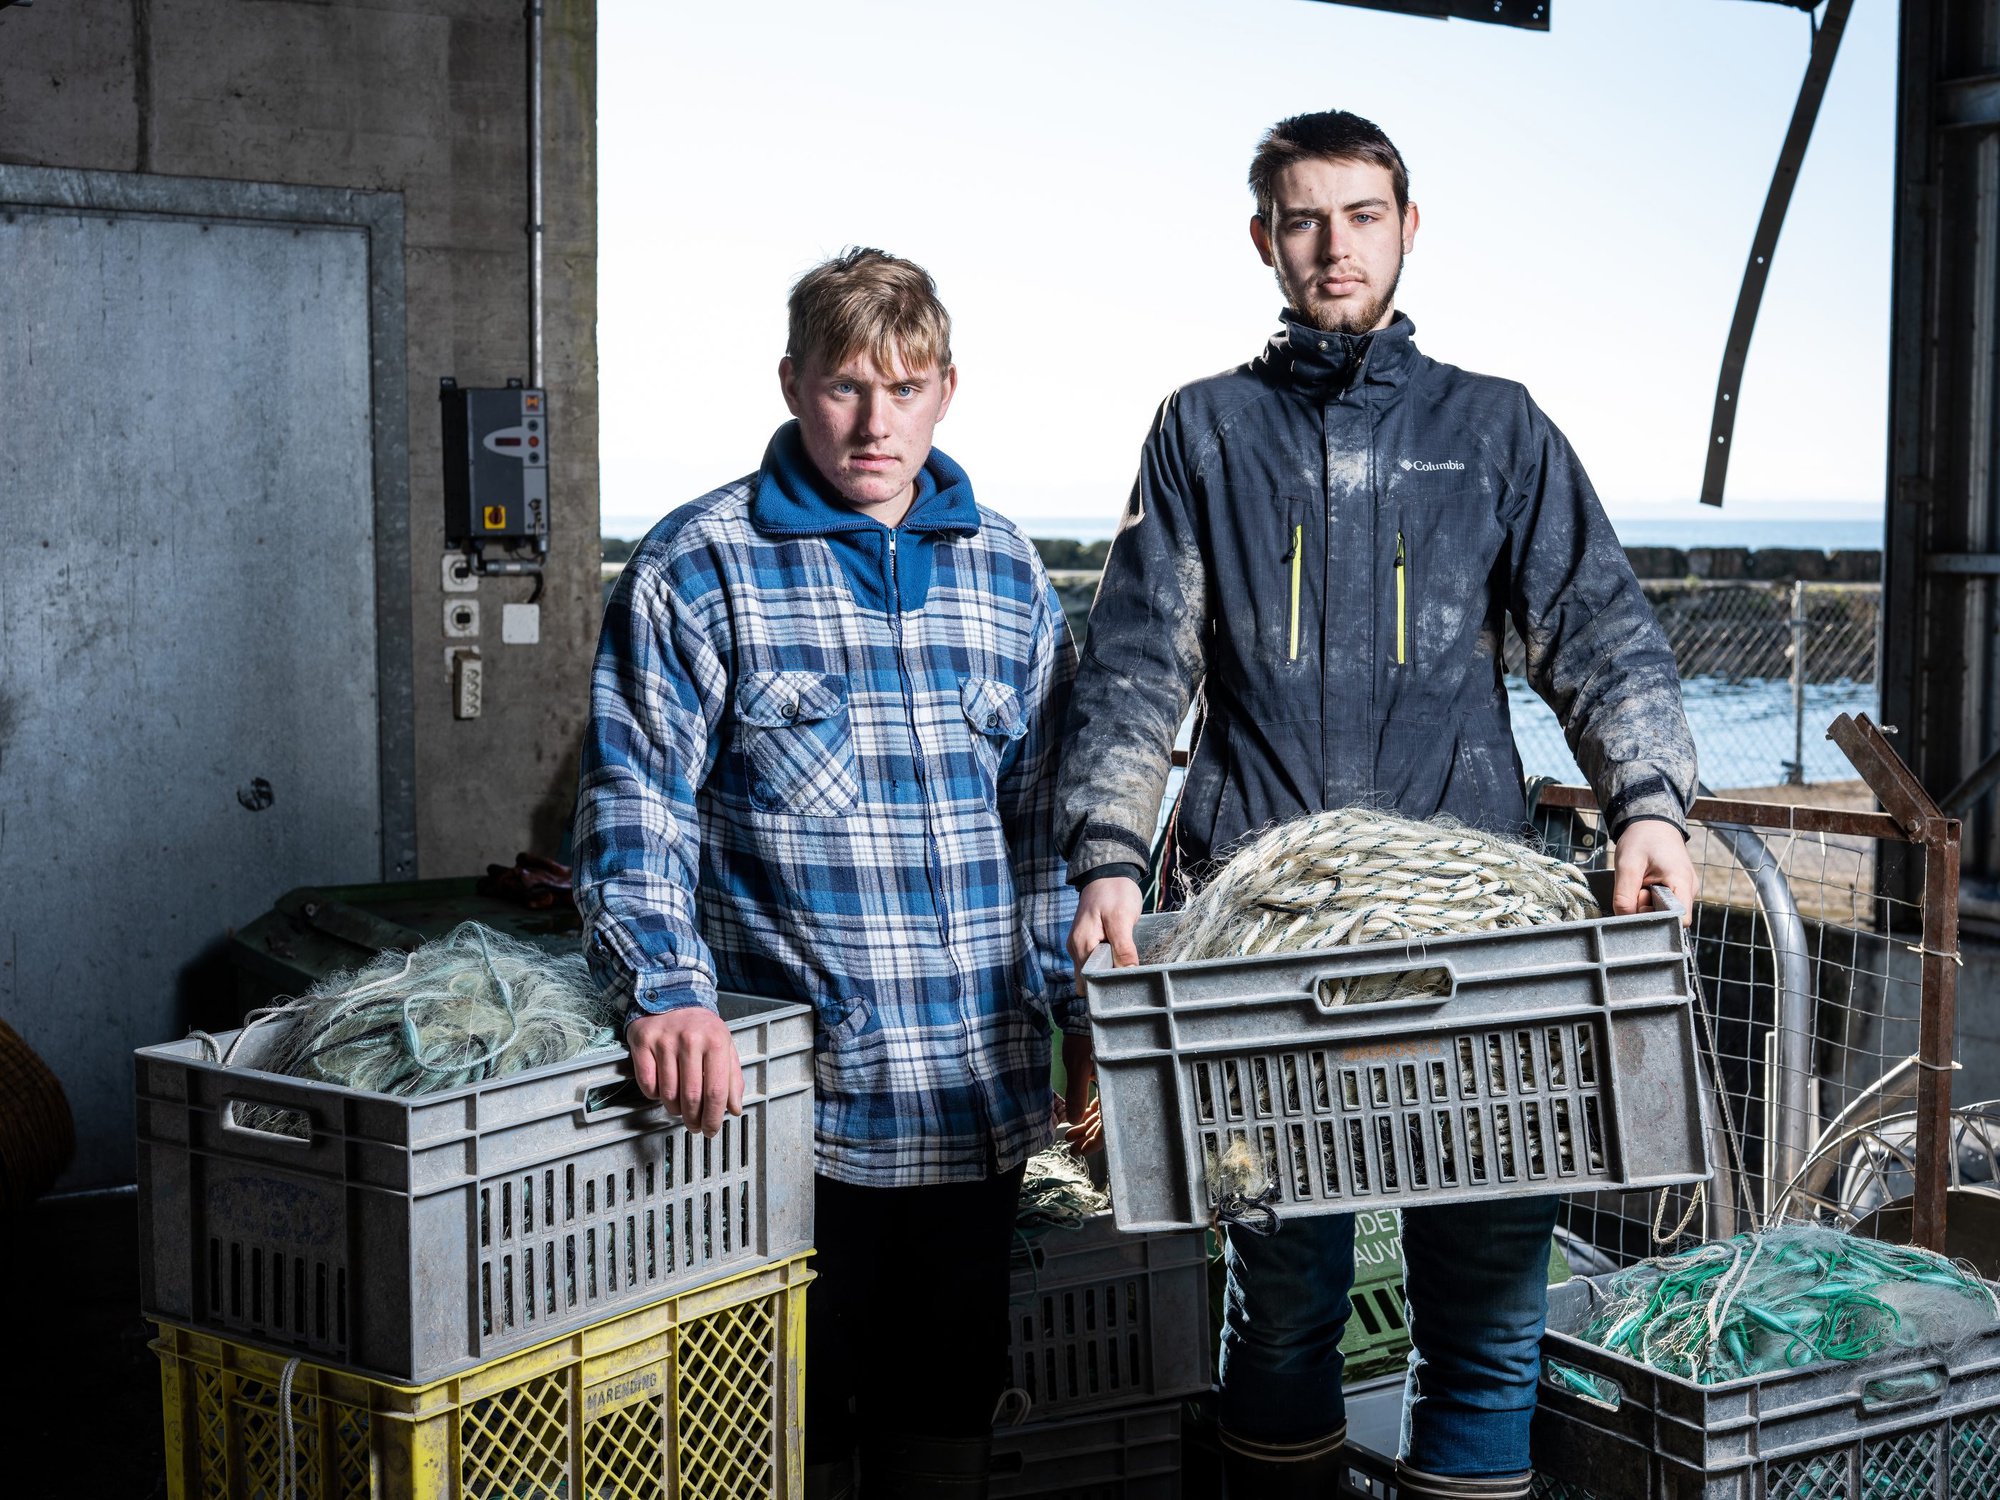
[1531,787,1936,1275]
[1508,582,1878,792]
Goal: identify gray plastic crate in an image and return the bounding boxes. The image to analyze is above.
[1530,1274,2000,1498]
[991,1399,1183,1499]
[134,990,813,1384]
[1081,878,1710,1233]
[1008,1211,1212,1419]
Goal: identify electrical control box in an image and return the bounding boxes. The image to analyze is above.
[439,377,549,550]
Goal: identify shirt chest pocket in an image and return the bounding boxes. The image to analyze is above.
[736,669,859,817]
[959,675,1027,795]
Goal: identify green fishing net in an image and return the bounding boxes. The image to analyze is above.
[1576,1227,2000,1385]
[247,921,619,1096]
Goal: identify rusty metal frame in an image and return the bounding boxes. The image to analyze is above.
[1541,713,1963,1250]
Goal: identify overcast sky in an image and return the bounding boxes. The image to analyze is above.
[597,0,1895,540]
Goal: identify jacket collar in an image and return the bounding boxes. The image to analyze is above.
[1258,310,1419,393]
[750,420,981,538]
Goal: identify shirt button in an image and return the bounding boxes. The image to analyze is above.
[986,712,1000,728]
[782,701,799,719]
[1318,339,1329,351]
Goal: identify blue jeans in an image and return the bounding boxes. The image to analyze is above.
[1216,1196,1561,1476]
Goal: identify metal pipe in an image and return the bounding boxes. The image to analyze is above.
[527,1,544,388]
[1697,800,1815,1224]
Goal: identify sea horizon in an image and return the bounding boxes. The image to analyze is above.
[604,509,1887,554]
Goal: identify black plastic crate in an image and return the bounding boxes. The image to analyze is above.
[1007,1212,1213,1419]
[1531,1275,2000,1498]
[992,1400,1182,1499]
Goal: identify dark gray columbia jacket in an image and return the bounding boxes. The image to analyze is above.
[1056,312,1697,883]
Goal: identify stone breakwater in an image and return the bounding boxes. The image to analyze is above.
[1045,548,1882,648]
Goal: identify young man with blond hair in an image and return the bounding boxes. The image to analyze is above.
[575,248,1086,1499]
[1058,112,1698,1498]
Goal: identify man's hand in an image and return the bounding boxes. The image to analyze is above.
[1612,819,1699,927]
[1060,1029,1103,1155]
[626,1007,744,1136]
[1067,875,1143,995]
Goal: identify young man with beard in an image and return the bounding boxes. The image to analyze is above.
[575,248,1087,1500]
[1056,112,1699,1499]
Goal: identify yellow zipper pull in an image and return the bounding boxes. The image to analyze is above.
[1394,531,1407,665]
[1288,523,1303,661]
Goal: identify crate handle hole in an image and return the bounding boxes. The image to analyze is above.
[1859,1365,1946,1414]
[1314,965,1454,1011]
[222,1099,313,1143]
[1544,1358,1622,1411]
[584,1079,651,1115]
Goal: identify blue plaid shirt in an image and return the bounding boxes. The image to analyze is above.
[574,423,1082,1186]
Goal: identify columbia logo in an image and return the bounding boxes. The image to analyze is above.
[1399,458,1466,472]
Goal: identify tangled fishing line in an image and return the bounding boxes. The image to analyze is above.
[1163,806,1600,1003]
[1016,1144,1110,1240]
[198,922,618,1106]
[1570,1227,1999,1386]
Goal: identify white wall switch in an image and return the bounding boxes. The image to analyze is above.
[444,598,481,638]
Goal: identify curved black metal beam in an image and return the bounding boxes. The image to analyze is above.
[1300,0,1548,28]
[1701,0,1855,507]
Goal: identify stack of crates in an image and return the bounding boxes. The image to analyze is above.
[133,988,817,1499]
[992,1211,1213,1498]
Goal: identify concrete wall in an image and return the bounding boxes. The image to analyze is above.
[0,0,600,874]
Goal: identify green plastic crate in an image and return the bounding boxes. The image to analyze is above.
[1343,1210,1415,1383]
[1342,1210,1572,1386]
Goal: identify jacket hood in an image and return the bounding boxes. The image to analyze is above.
[750,420,981,537]
[1258,310,1419,393]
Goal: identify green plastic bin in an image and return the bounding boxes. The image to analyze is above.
[1342,1209,1572,1385]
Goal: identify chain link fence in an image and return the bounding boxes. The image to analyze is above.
[1507,581,1880,793]
[1040,569,1882,798]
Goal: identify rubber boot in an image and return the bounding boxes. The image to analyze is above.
[865,1431,993,1499]
[1392,1461,1534,1499]
[1218,1424,1346,1500]
[805,1456,857,1500]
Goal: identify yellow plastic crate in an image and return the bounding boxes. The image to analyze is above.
[156,1253,810,1500]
